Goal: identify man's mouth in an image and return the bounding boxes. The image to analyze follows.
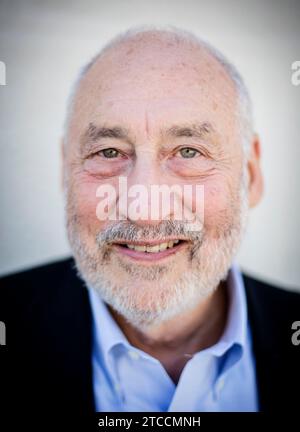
[111,239,189,261]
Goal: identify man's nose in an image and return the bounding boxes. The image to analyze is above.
[122,155,170,225]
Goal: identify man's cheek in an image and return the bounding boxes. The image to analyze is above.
[75,183,105,232]
[202,183,233,228]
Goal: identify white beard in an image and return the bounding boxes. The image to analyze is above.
[65,168,249,331]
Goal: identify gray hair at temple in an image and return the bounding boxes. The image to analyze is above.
[63,25,254,160]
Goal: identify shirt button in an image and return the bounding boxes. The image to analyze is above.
[128,350,140,360]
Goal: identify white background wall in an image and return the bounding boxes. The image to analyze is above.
[0,0,299,291]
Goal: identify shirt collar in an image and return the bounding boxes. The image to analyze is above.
[203,261,248,357]
[88,286,130,361]
[88,261,248,362]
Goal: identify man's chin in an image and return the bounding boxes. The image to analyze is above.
[75,254,227,330]
[102,263,177,284]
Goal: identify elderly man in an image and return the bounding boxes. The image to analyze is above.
[1,27,300,415]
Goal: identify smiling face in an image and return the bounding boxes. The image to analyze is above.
[63,32,251,330]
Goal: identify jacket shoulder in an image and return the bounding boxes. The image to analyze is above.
[0,257,78,319]
[243,272,300,314]
[242,271,300,353]
[0,257,94,414]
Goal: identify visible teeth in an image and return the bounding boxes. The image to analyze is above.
[146,245,160,253]
[125,240,181,252]
[158,242,168,251]
[134,245,146,252]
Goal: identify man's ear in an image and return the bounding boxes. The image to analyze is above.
[247,134,264,208]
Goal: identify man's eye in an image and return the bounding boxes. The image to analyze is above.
[178,147,200,158]
[100,148,120,158]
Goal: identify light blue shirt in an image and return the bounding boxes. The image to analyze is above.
[88,263,258,411]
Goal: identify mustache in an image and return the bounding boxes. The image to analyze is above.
[96,220,204,246]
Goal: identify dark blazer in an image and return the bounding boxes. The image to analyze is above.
[0,257,300,415]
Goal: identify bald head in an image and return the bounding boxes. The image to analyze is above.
[64,26,253,158]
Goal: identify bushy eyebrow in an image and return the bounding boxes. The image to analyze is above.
[79,122,132,155]
[82,122,130,142]
[80,120,217,154]
[163,122,216,140]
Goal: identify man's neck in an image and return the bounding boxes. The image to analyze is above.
[107,280,229,385]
